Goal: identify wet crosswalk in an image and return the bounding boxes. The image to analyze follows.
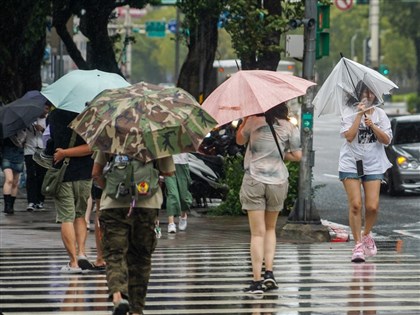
[1,241,419,314]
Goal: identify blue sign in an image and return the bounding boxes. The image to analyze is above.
[167,19,178,34]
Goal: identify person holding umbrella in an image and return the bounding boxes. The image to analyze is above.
[236,103,302,294]
[339,81,393,263]
[92,153,175,315]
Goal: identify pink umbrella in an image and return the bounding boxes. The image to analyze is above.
[202,70,316,126]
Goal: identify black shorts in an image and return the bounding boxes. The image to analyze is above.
[91,184,103,200]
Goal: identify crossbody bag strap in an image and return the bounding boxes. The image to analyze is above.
[265,119,284,161]
[63,131,78,165]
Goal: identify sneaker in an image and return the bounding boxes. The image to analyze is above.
[33,149,53,169]
[362,233,377,257]
[168,223,177,233]
[351,242,366,263]
[35,202,44,210]
[61,263,82,274]
[26,203,36,212]
[112,298,130,315]
[263,271,279,290]
[243,280,265,294]
[179,216,187,231]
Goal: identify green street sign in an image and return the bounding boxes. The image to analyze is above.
[302,112,313,130]
[160,0,177,4]
[145,21,166,38]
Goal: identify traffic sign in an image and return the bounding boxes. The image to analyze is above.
[145,21,166,38]
[167,19,178,34]
[334,0,353,11]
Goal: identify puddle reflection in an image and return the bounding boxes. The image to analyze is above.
[348,263,377,315]
[60,275,108,312]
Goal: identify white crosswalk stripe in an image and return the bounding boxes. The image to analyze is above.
[1,241,419,314]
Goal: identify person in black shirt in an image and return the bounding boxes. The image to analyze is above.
[48,108,94,273]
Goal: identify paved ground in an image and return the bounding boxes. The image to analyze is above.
[1,194,419,314]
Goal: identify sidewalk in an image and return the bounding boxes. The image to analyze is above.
[0,192,287,249]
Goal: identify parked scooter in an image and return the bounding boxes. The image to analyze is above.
[188,152,229,207]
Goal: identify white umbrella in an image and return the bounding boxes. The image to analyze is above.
[313,57,398,118]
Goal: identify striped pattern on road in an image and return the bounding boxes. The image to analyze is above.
[1,241,419,314]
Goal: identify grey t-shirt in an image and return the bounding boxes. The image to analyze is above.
[241,116,301,184]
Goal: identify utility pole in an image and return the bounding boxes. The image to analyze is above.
[280,0,330,242]
[369,0,380,69]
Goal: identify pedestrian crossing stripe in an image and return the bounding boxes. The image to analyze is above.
[1,241,419,314]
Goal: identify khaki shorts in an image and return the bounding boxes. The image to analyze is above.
[239,173,289,211]
[54,180,92,223]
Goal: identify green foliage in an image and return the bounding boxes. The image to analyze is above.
[284,161,299,214]
[210,155,300,216]
[224,0,304,61]
[210,154,244,216]
[407,94,420,114]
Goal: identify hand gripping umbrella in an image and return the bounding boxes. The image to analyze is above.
[313,56,398,118]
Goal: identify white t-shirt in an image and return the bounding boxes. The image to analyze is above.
[24,117,46,155]
[338,107,393,174]
[241,116,301,185]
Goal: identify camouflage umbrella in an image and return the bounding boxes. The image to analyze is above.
[69,82,217,162]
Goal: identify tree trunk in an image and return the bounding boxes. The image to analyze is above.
[52,0,123,76]
[258,0,282,71]
[79,6,123,76]
[0,1,48,103]
[52,0,89,70]
[415,36,420,113]
[177,14,219,101]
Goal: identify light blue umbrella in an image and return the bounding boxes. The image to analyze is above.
[41,69,131,113]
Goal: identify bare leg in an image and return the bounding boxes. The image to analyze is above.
[342,179,363,243]
[247,210,266,281]
[362,180,381,236]
[85,195,93,228]
[94,199,105,266]
[74,217,88,257]
[61,222,78,267]
[264,211,280,272]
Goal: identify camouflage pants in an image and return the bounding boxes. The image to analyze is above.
[99,207,158,313]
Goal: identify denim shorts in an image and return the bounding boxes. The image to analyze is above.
[1,146,24,173]
[339,172,384,182]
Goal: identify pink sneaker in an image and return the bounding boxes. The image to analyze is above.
[351,242,365,263]
[362,233,377,257]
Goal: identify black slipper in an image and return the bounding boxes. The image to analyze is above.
[77,256,94,270]
[113,299,129,315]
[92,263,106,270]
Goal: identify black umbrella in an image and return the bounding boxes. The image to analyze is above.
[0,91,47,139]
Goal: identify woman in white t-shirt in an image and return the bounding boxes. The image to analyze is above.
[339,81,393,263]
[236,103,302,294]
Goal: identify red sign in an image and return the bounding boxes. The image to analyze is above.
[334,0,353,11]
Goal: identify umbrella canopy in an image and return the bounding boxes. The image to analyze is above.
[313,57,398,118]
[69,82,218,162]
[201,70,316,126]
[41,69,131,113]
[0,91,47,139]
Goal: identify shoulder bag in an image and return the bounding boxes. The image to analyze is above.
[41,132,77,197]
